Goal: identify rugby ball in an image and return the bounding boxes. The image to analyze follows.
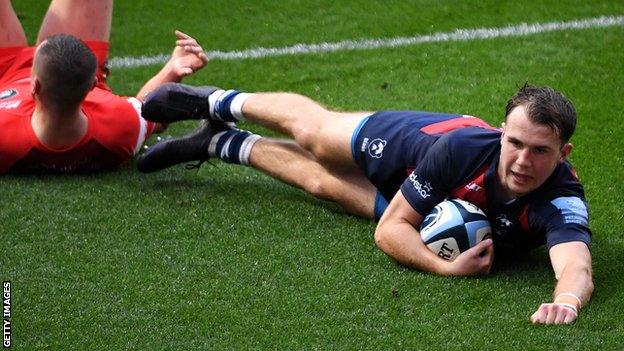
[419,199,491,261]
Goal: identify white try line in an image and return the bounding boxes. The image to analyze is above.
[109,15,624,69]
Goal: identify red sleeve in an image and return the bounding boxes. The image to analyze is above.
[0,46,34,85]
[83,89,154,161]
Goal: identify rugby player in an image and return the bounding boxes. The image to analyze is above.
[0,0,207,173]
[137,80,593,325]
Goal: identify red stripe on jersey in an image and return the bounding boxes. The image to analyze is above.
[570,166,580,181]
[519,205,530,232]
[421,116,496,135]
[450,165,488,210]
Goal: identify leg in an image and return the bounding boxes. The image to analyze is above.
[242,92,372,168]
[36,0,113,44]
[142,86,371,168]
[0,0,27,48]
[249,138,376,219]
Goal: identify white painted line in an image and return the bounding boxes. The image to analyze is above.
[109,15,624,69]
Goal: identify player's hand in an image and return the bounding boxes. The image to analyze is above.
[446,239,494,276]
[530,302,578,324]
[169,30,209,77]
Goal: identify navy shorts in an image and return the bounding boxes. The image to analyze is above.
[350,111,468,219]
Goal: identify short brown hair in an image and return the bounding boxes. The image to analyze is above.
[505,83,577,143]
[33,34,97,109]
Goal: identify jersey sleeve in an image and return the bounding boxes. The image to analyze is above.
[530,196,592,249]
[85,91,155,161]
[399,136,452,216]
[126,97,156,155]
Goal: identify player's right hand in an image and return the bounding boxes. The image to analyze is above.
[446,238,494,276]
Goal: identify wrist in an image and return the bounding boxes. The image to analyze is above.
[161,61,183,82]
[554,292,582,310]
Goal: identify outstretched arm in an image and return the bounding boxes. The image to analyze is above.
[374,191,495,276]
[136,30,208,133]
[136,30,208,99]
[136,30,208,98]
[530,241,593,324]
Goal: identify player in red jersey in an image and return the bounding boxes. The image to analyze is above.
[0,0,207,173]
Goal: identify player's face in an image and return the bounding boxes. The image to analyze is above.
[497,105,572,199]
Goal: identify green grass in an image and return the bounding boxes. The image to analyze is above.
[2,1,624,349]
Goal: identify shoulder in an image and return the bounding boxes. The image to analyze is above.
[83,93,148,157]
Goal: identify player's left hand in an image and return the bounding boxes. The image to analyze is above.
[530,302,578,324]
[169,30,209,77]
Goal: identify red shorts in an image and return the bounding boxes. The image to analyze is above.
[0,41,111,89]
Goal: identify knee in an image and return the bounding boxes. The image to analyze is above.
[302,176,331,201]
[292,124,322,154]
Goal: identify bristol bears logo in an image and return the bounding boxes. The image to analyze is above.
[367,138,387,158]
[0,89,18,100]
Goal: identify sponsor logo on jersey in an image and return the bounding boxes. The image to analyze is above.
[551,197,588,225]
[465,182,482,192]
[0,100,21,110]
[360,137,369,152]
[408,173,433,199]
[367,138,387,158]
[0,89,18,100]
[493,214,514,238]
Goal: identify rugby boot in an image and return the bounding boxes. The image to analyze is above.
[136,120,231,173]
[142,83,218,123]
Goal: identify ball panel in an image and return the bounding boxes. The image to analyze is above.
[420,201,464,242]
[426,238,460,261]
[464,220,492,247]
[419,198,492,261]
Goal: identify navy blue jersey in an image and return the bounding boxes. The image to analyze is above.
[353,111,591,253]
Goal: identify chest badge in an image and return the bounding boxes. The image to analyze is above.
[0,89,18,100]
[368,138,387,158]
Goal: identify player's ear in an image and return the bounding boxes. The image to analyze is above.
[31,77,41,97]
[499,122,506,145]
[559,143,573,162]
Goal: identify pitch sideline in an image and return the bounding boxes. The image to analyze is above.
[109,15,624,69]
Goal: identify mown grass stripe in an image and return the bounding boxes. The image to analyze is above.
[109,15,624,68]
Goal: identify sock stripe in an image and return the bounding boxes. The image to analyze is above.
[239,134,262,165]
[209,128,260,165]
[215,89,239,122]
[230,93,251,121]
[207,130,229,157]
[208,89,225,120]
[217,130,240,160]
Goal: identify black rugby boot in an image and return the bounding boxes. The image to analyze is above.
[142,83,219,123]
[137,120,227,173]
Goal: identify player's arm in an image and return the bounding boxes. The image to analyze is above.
[530,241,593,324]
[374,191,494,276]
[136,30,208,132]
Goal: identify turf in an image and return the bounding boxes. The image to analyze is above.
[2,1,624,349]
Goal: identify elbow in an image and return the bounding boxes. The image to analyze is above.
[374,225,392,255]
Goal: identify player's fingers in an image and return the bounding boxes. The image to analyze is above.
[178,67,193,76]
[530,309,543,324]
[176,39,199,47]
[553,309,568,324]
[545,306,558,324]
[563,311,577,324]
[530,304,548,324]
[480,238,493,249]
[174,30,191,39]
[473,238,493,255]
[183,45,204,54]
[198,52,209,64]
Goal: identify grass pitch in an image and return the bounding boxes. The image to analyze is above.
[2,1,624,349]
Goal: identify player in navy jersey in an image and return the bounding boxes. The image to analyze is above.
[137,81,592,325]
